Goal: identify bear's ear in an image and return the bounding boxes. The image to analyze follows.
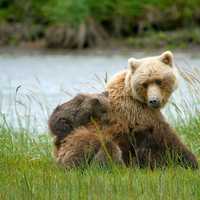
[159,51,174,67]
[128,58,140,73]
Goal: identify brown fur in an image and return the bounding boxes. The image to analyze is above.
[50,51,198,169]
[105,51,198,169]
[48,92,109,148]
[54,120,155,168]
[55,126,124,168]
[51,99,153,168]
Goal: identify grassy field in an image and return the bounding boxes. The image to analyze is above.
[1,67,200,199]
[0,112,200,200]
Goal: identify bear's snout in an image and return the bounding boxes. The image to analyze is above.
[148,96,160,108]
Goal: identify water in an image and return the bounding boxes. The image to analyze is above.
[0,49,200,132]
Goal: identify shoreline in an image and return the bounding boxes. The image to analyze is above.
[0,23,200,55]
[1,41,200,56]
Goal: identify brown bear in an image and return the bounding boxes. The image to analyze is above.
[49,51,198,169]
[52,117,153,168]
[48,92,110,151]
[105,50,198,168]
[49,92,154,168]
[55,126,124,168]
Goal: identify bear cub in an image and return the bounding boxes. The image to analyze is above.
[48,92,110,147]
[48,91,155,168]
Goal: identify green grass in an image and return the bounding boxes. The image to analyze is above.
[1,67,200,199]
[1,114,200,200]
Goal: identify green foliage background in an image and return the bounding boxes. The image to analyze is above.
[0,0,200,31]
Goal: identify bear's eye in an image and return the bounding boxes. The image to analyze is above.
[142,83,148,89]
[155,79,162,86]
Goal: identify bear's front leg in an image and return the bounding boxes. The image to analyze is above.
[155,122,198,169]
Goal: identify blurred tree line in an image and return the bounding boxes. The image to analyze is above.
[0,0,200,48]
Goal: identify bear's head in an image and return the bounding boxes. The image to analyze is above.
[125,51,178,109]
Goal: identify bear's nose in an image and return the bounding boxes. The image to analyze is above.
[148,97,160,108]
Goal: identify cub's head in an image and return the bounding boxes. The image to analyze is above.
[125,51,178,109]
[81,92,110,123]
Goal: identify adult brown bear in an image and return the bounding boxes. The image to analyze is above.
[49,51,198,169]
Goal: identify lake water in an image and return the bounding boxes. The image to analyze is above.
[0,48,200,133]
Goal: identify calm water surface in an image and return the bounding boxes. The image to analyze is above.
[0,49,200,132]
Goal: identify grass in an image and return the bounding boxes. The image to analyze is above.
[1,66,200,199]
[0,109,200,199]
